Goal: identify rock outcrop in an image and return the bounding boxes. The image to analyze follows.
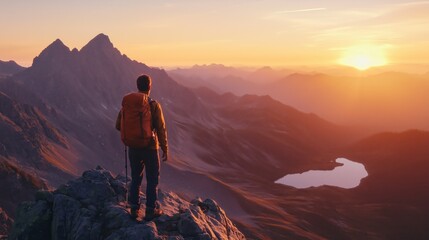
[9,166,246,240]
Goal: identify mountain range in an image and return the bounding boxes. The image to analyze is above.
[170,65,429,131]
[0,34,428,239]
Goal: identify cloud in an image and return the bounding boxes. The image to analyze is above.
[275,8,327,14]
[308,1,429,45]
[264,7,327,20]
[354,1,429,26]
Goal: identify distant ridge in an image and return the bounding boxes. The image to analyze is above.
[0,60,25,76]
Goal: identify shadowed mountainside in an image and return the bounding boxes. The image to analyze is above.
[346,130,429,204]
[0,91,74,183]
[338,130,429,239]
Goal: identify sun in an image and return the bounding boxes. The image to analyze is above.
[339,45,388,70]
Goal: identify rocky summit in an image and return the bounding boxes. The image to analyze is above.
[9,167,245,240]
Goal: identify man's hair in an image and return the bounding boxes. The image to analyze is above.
[137,75,151,92]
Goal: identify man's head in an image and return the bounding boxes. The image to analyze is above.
[137,74,151,92]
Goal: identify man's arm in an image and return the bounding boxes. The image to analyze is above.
[151,102,168,160]
[115,110,122,131]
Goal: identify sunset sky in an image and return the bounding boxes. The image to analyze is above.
[1,0,429,69]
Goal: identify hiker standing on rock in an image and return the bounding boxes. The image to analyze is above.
[115,74,168,221]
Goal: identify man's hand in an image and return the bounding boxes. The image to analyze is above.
[161,150,168,162]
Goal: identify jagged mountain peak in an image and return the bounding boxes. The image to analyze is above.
[80,33,114,53]
[32,38,71,67]
[51,38,65,46]
[92,33,111,43]
[43,38,70,54]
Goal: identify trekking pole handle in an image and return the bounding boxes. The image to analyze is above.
[124,145,128,204]
[124,146,128,171]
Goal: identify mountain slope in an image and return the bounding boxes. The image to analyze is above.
[0,91,74,181]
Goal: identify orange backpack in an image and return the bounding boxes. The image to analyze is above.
[120,92,154,148]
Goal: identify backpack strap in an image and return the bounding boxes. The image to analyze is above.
[148,97,156,110]
[148,97,156,131]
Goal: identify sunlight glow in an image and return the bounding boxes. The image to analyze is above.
[339,45,388,70]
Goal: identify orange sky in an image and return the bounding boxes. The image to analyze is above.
[1,1,429,69]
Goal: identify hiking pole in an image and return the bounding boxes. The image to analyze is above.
[124,145,128,206]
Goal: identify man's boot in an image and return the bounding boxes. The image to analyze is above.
[144,207,163,221]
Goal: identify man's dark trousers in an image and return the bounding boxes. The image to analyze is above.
[128,147,160,210]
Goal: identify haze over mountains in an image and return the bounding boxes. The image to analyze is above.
[1,34,428,239]
[170,64,429,131]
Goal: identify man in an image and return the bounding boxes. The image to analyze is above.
[115,74,168,221]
